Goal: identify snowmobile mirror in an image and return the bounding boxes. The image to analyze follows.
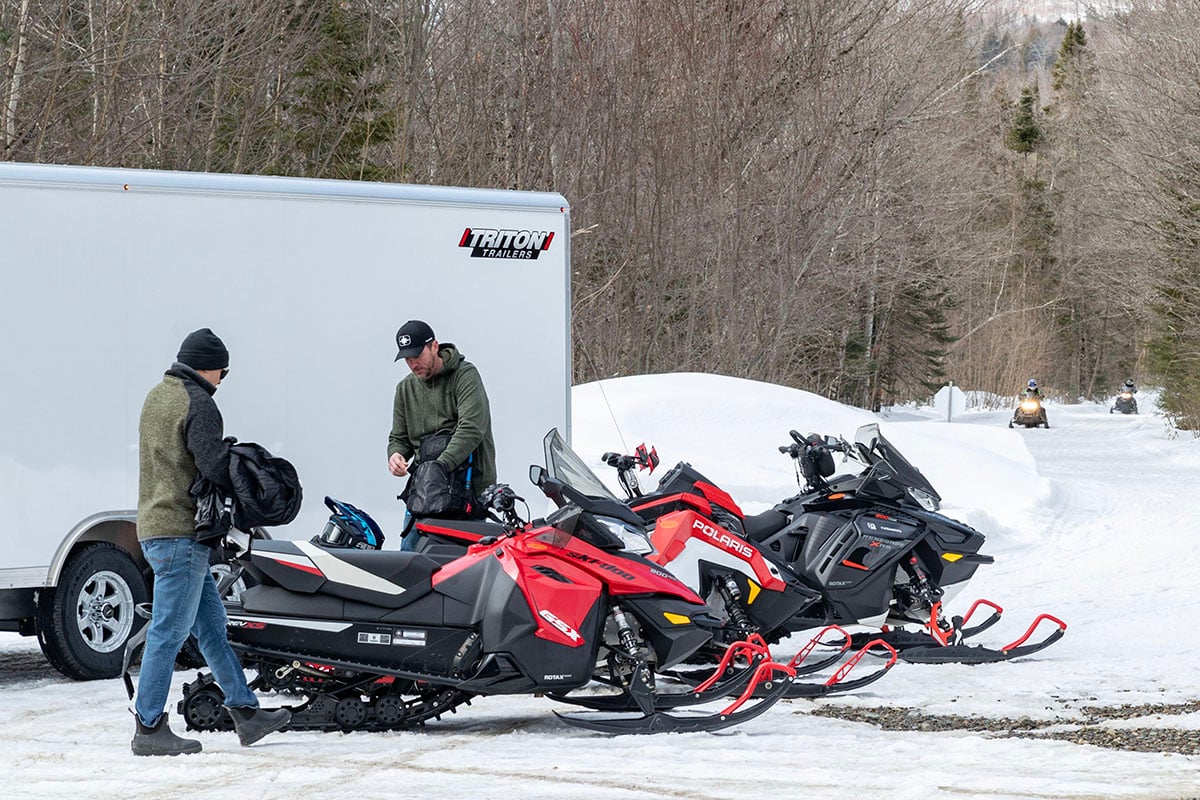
[529,465,547,487]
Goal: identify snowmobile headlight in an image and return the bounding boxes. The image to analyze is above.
[1020,399,1039,412]
[594,516,655,555]
[907,486,940,512]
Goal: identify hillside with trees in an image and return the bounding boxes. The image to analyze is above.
[3,0,1197,429]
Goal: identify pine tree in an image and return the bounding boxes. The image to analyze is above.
[1006,85,1043,154]
[284,2,395,181]
[1051,21,1089,93]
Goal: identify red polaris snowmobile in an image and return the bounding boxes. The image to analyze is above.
[413,430,899,698]
[604,424,1067,666]
[169,465,793,736]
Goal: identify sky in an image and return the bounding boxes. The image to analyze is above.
[3,373,1199,799]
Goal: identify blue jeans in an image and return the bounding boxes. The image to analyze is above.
[135,536,258,727]
[400,511,418,551]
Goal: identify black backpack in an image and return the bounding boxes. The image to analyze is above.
[400,430,475,518]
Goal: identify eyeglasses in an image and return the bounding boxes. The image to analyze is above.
[219,368,229,380]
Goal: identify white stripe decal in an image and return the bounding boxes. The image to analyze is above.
[295,540,407,596]
[230,614,352,633]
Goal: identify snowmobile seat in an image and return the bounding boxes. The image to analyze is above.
[742,508,790,544]
[247,539,443,609]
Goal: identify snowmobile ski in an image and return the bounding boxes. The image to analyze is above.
[554,659,795,734]
[851,599,1067,665]
[550,636,774,712]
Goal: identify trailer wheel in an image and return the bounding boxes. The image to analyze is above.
[36,542,150,680]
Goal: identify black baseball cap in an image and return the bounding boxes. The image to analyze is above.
[394,320,436,361]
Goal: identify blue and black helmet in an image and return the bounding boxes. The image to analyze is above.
[313,496,385,550]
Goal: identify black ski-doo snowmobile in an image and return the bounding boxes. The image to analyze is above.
[1010,395,1049,428]
[166,465,793,736]
[605,424,1067,665]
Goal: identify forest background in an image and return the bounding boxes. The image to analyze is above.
[4,0,1199,429]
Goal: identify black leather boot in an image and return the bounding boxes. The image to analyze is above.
[131,711,202,756]
[228,706,292,746]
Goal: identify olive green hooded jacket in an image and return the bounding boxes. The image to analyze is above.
[388,344,497,492]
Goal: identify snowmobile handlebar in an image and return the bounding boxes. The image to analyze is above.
[478,483,527,528]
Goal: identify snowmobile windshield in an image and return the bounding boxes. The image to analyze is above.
[543,428,621,502]
[852,424,942,506]
[539,429,649,552]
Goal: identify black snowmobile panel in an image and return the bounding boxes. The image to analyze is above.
[620,595,716,670]
[239,583,454,628]
[226,608,481,680]
[248,540,442,609]
[417,518,511,540]
[723,570,823,633]
[654,461,716,496]
[786,513,906,623]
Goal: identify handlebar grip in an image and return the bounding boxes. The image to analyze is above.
[779,445,790,453]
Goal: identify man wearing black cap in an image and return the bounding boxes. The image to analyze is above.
[388,320,496,545]
[131,328,289,755]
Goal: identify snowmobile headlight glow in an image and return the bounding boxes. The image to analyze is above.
[594,516,655,555]
[907,486,940,512]
[1020,399,1039,412]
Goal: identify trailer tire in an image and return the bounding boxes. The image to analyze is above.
[36,543,150,681]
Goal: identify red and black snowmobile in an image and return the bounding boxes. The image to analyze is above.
[171,464,793,736]
[604,423,1067,666]
[414,430,899,698]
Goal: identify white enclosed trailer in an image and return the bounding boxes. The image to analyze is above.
[0,162,571,679]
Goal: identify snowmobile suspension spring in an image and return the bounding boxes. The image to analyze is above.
[719,577,755,631]
[903,556,942,604]
[610,607,641,654]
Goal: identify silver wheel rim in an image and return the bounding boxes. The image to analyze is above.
[210,563,246,602]
[75,569,135,654]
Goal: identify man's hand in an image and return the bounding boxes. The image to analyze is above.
[388,452,409,477]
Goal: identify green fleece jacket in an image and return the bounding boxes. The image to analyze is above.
[388,344,497,492]
[137,364,233,541]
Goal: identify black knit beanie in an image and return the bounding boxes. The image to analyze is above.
[177,328,229,370]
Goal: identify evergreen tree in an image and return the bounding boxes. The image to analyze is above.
[283,2,395,181]
[1006,85,1043,154]
[1051,21,1089,93]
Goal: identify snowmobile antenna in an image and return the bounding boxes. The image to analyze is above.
[580,345,630,454]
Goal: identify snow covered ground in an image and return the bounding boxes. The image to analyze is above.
[4,373,1199,799]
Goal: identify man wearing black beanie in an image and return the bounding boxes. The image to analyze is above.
[131,328,289,755]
